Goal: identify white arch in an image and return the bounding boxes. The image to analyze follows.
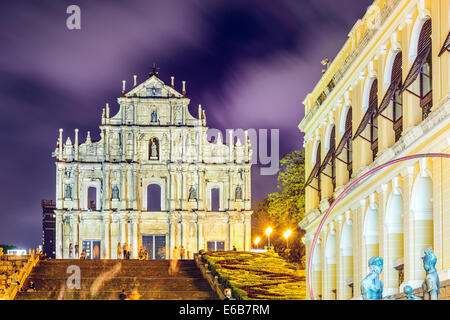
[408,15,431,62]
[312,239,322,271]
[410,175,433,220]
[383,48,401,89]
[82,180,101,211]
[385,193,403,234]
[361,76,377,112]
[311,139,321,165]
[324,123,335,152]
[325,232,336,264]
[363,207,378,245]
[339,104,351,135]
[142,177,167,211]
[340,222,352,257]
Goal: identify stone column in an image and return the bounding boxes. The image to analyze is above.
[244,212,252,251]
[120,214,127,252]
[227,214,233,251]
[74,166,80,210]
[169,213,179,259]
[110,215,119,259]
[72,214,78,259]
[335,215,344,300]
[197,213,205,252]
[103,214,110,259]
[127,167,133,209]
[180,214,187,248]
[56,167,64,210]
[131,214,138,259]
[102,167,109,211]
[55,213,63,259]
[244,168,251,210]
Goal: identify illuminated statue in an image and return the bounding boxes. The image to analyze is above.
[65,184,72,199]
[235,186,242,200]
[421,249,440,300]
[112,185,120,199]
[151,139,158,158]
[404,285,421,300]
[188,186,197,200]
[361,257,383,300]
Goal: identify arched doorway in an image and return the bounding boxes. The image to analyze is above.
[324,232,336,300]
[410,174,433,282]
[311,239,322,300]
[340,222,353,299]
[385,192,404,291]
[363,207,379,264]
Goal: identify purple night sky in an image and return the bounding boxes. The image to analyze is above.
[0,0,372,248]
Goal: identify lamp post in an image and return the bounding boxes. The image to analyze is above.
[283,230,292,249]
[254,237,261,249]
[265,227,273,250]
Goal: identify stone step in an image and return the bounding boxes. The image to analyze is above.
[23,277,211,291]
[29,269,201,278]
[15,290,216,300]
[15,259,217,300]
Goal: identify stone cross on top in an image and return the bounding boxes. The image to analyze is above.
[150,63,160,77]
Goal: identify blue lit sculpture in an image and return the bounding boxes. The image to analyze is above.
[403,285,421,300]
[361,257,383,300]
[421,249,440,300]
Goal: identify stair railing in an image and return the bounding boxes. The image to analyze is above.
[0,248,41,300]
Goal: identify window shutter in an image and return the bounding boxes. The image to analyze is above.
[391,53,402,83]
[418,19,431,55]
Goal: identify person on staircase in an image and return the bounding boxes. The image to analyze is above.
[123,243,128,260]
[180,246,185,260]
[117,242,122,259]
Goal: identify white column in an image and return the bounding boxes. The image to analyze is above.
[120,215,127,251]
[56,213,63,259]
[103,215,110,259]
[132,215,138,259]
[72,215,78,258]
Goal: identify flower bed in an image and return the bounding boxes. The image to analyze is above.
[199,250,305,300]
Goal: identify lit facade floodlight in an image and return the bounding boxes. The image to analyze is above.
[301,236,306,244]
[265,227,273,249]
[284,229,292,249]
[283,230,292,240]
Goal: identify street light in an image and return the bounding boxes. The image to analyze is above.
[265,227,273,249]
[254,237,261,249]
[301,236,306,244]
[283,229,292,249]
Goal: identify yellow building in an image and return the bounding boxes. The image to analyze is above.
[298,0,449,299]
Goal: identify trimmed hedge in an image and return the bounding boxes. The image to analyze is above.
[200,251,305,300]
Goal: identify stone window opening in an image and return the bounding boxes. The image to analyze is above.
[336,107,352,179]
[147,184,162,211]
[378,52,403,142]
[401,19,432,120]
[211,188,220,211]
[305,141,321,199]
[320,126,336,191]
[87,187,97,211]
[353,79,378,161]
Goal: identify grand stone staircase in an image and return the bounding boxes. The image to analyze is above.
[15,259,217,300]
